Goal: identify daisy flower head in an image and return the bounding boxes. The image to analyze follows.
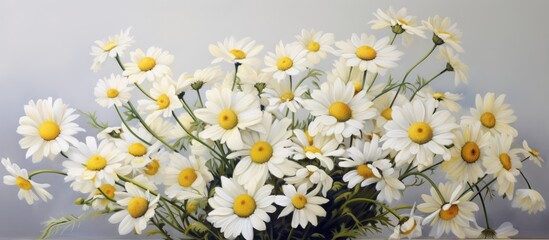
[17,97,84,162]
[462,92,518,137]
[423,15,463,52]
[207,176,276,240]
[238,65,274,87]
[194,86,264,150]
[438,46,468,85]
[108,182,160,235]
[416,88,462,112]
[284,165,333,197]
[291,129,344,170]
[177,66,223,92]
[94,74,133,108]
[304,78,377,143]
[137,76,182,121]
[89,183,119,211]
[483,134,522,199]
[2,158,53,205]
[389,204,423,239]
[275,184,329,228]
[327,58,368,94]
[123,47,174,84]
[138,149,168,185]
[90,27,134,72]
[164,153,213,201]
[63,136,127,193]
[441,123,491,183]
[119,126,160,174]
[418,183,479,238]
[521,140,544,167]
[263,78,306,113]
[475,222,518,239]
[263,41,307,81]
[295,29,335,66]
[209,36,263,65]
[512,188,546,214]
[370,7,426,46]
[228,114,299,192]
[382,98,458,170]
[335,33,403,75]
[372,90,408,129]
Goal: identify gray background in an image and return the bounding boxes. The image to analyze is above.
[1,0,548,238]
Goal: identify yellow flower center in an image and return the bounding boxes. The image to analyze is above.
[250,141,273,164]
[400,218,417,235]
[353,82,363,94]
[307,41,320,52]
[229,49,247,59]
[15,176,32,190]
[329,101,352,122]
[218,109,238,130]
[127,196,149,218]
[280,92,295,102]
[439,204,459,221]
[96,184,116,199]
[277,57,293,71]
[381,108,393,120]
[461,141,481,163]
[408,122,433,144]
[291,194,308,209]
[356,164,374,179]
[86,155,107,171]
[102,41,117,52]
[499,153,512,170]
[144,159,160,176]
[305,130,314,145]
[178,168,197,188]
[304,145,322,154]
[355,45,377,61]
[433,92,445,101]
[156,94,170,110]
[128,142,147,157]
[480,112,496,128]
[38,121,61,141]
[106,88,119,98]
[530,148,541,157]
[138,57,156,71]
[233,194,256,217]
[186,200,198,213]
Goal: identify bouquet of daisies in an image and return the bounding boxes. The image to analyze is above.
[3,7,546,240]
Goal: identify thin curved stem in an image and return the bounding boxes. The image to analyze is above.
[114,105,151,145]
[171,111,224,159]
[341,197,401,220]
[196,89,204,108]
[473,184,491,229]
[127,101,176,152]
[179,98,198,121]
[400,172,445,203]
[134,83,154,100]
[470,178,497,200]
[115,55,125,71]
[231,63,241,91]
[409,69,448,101]
[28,170,66,179]
[519,170,532,189]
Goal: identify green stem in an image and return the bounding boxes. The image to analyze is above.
[340,198,401,220]
[179,98,198,121]
[519,170,533,189]
[117,174,186,213]
[286,228,294,240]
[289,75,293,90]
[171,111,224,159]
[470,178,497,200]
[115,55,125,71]
[409,69,448,101]
[389,32,398,45]
[28,170,66,179]
[60,152,69,158]
[346,67,353,83]
[160,198,184,230]
[390,44,437,107]
[114,105,151,145]
[196,89,204,108]
[231,63,241,91]
[97,187,116,203]
[473,184,491,229]
[127,101,177,152]
[361,70,368,92]
[154,213,181,236]
[400,172,445,203]
[134,83,154,100]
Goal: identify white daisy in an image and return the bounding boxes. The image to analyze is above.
[304,79,377,143]
[194,86,264,150]
[382,99,458,170]
[512,188,546,214]
[89,183,119,210]
[339,136,404,203]
[327,58,369,94]
[263,41,307,81]
[207,176,276,240]
[295,29,335,66]
[474,222,518,239]
[138,76,182,121]
[416,88,462,112]
[335,33,403,75]
[462,92,518,137]
[275,184,329,228]
[2,158,53,205]
[108,182,160,235]
[95,74,133,108]
[438,46,468,85]
[284,165,333,197]
[119,126,159,174]
[138,149,168,185]
[521,140,544,167]
[97,126,124,141]
[389,205,423,239]
[123,47,174,84]
[263,78,306,113]
[63,136,127,193]
[372,90,407,129]
[423,15,463,52]
[370,7,426,46]
[177,66,223,92]
[90,27,134,72]
[440,123,491,183]
[17,97,84,162]
[484,134,522,199]
[209,36,263,65]
[418,183,479,238]
[291,129,344,170]
[164,153,213,201]
[228,114,299,192]
[238,65,275,88]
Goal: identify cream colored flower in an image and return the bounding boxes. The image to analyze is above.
[209,36,263,65]
[275,184,329,228]
[521,140,544,167]
[296,29,335,66]
[483,134,522,199]
[389,205,423,239]
[370,7,426,46]
[416,88,462,113]
[164,153,213,201]
[462,92,518,137]
[438,46,468,85]
[263,78,306,113]
[177,66,223,92]
[137,76,182,121]
[2,158,53,205]
[291,129,344,170]
[90,27,134,72]
[263,41,307,81]
[123,47,174,84]
[108,182,160,235]
[284,165,333,197]
[512,189,546,214]
[95,74,133,108]
[423,15,463,52]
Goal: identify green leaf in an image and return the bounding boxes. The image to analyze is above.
[77,110,109,130]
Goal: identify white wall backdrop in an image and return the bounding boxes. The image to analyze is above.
[1,0,548,238]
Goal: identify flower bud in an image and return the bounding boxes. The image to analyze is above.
[191,81,204,90]
[432,33,445,45]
